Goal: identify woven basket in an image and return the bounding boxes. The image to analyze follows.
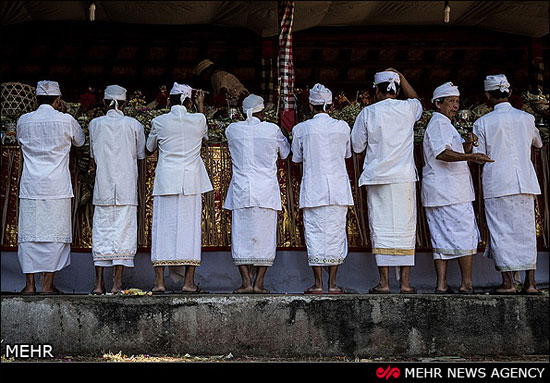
[1,82,37,118]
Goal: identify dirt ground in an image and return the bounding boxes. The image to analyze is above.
[3,352,549,363]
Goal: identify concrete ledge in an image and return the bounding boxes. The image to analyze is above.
[1,294,548,358]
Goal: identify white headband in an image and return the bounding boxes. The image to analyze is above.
[170,82,193,104]
[242,94,265,121]
[309,83,332,111]
[36,80,61,96]
[431,82,460,103]
[374,71,400,93]
[104,85,127,110]
[484,74,510,93]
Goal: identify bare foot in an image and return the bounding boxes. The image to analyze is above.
[328,286,345,294]
[304,286,323,294]
[20,287,36,295]
[233,285,254,294]
[369,284,390,294]
[152,287,165,293]
[253,287,270,294]
[92,286,105,295]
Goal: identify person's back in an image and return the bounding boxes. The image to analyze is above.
[353,97,422,185]
[292,113,353,208]
[149,104,212,196]
[225,117,289,210]
[17,104,85,198]
[474,102,542,198]
[89,110,145,205]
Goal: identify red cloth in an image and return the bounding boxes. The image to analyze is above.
[79,93,96,109]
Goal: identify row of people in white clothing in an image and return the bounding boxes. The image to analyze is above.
[15,72,543,295]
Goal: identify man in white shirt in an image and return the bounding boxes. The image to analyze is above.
[224,94,290,293]
[473,74,543,295]
[17,80,85,294]
[422,82,493,294]
[351,69,422,294]
[292,83,354,294]
[146,82,213,294]
[88,85,146,294]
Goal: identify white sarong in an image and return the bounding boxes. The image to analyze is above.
[484,194,537,271]
[92,205,137,267]
[366,182,416,266]
[303,205,348,266]
[151,193,202,269]
[17,198,72,274]
[425,202,480,260]
[231,207,278,266]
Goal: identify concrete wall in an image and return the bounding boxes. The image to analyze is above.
[1,294,548,357]
[1,251,549,294]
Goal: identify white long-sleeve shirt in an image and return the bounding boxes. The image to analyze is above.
[421,112,475,207]
[291,113,354,208]
[351,98,423,185]
[224,117,290,210]
[17,104,85,199]
[89,109,146,206]
[146,105,213,196]
[473,102,542,199]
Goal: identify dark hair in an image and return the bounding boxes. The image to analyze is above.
[36,95,59,105]
[487,89,509,99]
[311,103,331,112]
[104,99,126,109]
[375,82,400,96]
[169,94,191,107]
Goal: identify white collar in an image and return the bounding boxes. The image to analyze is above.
[106,109,124,118]
[433,111,451,123]
[312,113,329,119]
[246,116,261,124]
[171,105,187,113]
[37,104,55,111]
[493,102,511,111]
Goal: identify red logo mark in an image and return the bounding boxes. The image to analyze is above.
[376,366,401,380]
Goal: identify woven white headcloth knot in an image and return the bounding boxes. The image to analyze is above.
[36,80,61,96]
[484,74,510,93]
[309,83,332,111]
[374,71,400,93]
[104,85,127,110]
[242,94,265,122]
[170,82,193,104]
[431,81,460,103]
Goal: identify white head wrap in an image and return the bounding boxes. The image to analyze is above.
[104,84,127,110]
[484,74,510,93]
[194,59,214,76]
[170,82,193,105]
[36,80,61,96]
[431,81,460,103]
[374,71,400,93]
[309,83,332,111]
[242,94,265,122]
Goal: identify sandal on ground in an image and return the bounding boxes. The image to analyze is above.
[304,288,324,295]
[41,287,64,295]
[20,288,36,296]
[458,288,475,295]
[400,287,417,295]
[489,288,517,295]
[519,289,543,296]
[328,287,346,295]
[182,286,208,294]
[368,287,390,295]
[434,287,455,294]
